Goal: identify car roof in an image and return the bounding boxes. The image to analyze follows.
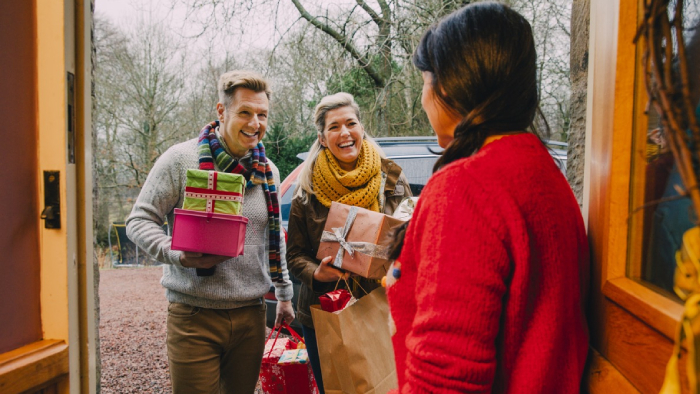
[296,136,443,161]
[295,136,567,160]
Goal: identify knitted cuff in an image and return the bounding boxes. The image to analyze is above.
[274,282,294,302]
[166,249,184,267]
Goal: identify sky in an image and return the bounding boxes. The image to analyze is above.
[94,0,289,55]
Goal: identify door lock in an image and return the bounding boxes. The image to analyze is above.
[41,171,60,229]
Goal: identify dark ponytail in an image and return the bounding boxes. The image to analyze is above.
[414,2,549,173]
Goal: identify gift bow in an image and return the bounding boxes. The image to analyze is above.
[320,206,391,269]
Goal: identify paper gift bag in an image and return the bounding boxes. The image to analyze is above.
[310,287,398,394]
[316,202,406,279]
[182,169,245,215]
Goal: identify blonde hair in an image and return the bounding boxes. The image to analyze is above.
[218,70,272,109]
[313,92,360,133]
[294,92,386,203]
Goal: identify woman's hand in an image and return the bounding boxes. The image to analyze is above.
[313,256,350,282]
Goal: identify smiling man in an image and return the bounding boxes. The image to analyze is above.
[126,70,295,394]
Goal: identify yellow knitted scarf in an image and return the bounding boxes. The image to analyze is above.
[313,139,382,212]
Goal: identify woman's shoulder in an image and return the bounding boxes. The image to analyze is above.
[381,158,406,186]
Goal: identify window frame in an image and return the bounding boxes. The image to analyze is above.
[586,0,686,391]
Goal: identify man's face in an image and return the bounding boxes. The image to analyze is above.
[216,88,269,158]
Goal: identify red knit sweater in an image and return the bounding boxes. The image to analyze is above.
[387,133,589,393]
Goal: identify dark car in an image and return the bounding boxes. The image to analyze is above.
[265,136,567,332]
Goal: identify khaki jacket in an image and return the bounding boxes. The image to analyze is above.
[286,158,412,328]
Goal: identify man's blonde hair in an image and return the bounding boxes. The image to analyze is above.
[218,70,271,108]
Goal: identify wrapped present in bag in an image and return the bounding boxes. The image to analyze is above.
[182,169,245,215]
[319,289,353,313]
[392,197,419,221]
[317,201,407,279]
[171,169,248,259]
[311,287,398,394]
[260,322,318,394]
[278,349,310,365]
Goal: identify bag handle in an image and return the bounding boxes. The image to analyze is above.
[333,277,369,296]
[265,324,284,358]
[264,322,305,358]
[281,321,304,344]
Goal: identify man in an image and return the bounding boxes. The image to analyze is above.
[126,70,295,393]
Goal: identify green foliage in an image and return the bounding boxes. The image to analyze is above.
[326,67,377,109]
[265,123,317,180]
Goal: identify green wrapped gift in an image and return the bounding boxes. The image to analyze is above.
[182,169,245,215]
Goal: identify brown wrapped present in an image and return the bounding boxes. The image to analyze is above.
[316,201,407,279]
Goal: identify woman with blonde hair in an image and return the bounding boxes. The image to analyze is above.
[286,92,411,393]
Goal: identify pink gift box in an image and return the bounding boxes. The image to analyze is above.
[171,208,248,257]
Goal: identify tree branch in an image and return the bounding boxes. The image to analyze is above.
[355,0,383,27]
[290,0,386,88]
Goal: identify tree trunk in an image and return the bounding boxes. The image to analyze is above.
[568,0,590,207]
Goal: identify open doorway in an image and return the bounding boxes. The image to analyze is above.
[92,0,575,392]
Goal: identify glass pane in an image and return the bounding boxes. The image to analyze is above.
[627,0,699,299]
[629,107,694,297]
[391,157,438,196]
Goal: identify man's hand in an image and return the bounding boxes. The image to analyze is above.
[275,300,295,328]
[313,256,350,282]
[179,251,230,269]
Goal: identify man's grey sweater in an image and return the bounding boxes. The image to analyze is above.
[126,138,293,309]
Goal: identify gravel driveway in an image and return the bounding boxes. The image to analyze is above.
[99,266,269,393]
[100,267,171,393]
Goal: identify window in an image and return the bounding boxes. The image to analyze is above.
[585,0,697,391]
[626,0,699,300]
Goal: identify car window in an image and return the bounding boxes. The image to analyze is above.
[391,156,438,196]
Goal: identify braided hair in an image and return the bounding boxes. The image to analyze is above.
[413,2,549,172]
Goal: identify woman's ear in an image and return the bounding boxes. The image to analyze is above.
[318,133,327,147]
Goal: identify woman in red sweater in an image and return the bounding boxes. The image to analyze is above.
[386,3,589,393]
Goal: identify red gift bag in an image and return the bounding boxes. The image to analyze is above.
[259,322,319,394]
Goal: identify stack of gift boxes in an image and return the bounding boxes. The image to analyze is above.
[171,169,248,275]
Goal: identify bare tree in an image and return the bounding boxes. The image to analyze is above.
[96,18,190,190]
[94,16,211,239]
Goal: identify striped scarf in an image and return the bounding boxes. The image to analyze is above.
[197,120,282,283]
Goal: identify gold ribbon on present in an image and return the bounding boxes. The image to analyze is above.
[320,206,391,269]
[661,227,700,394]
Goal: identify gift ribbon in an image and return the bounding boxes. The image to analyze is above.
[320,206,391,269]
[184,172,243,215]
[265,322,305,359]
